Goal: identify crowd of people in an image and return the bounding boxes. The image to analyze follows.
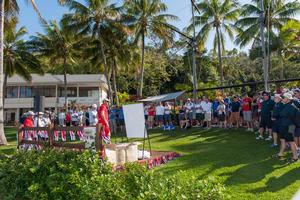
[143,88,300,163]
[18,87,300,162]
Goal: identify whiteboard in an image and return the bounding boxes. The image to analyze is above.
[123,103,146,138]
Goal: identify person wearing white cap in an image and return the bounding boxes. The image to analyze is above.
[273,92,298,163]
[270,94,284,148]
[292,89,300,155]
[89,104,98,126]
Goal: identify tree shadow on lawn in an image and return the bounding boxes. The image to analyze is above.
[248,166,300,194]
[156,129,283,185]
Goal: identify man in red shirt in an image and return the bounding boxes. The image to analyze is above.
[242,93,253,131]
[98,98,110,144]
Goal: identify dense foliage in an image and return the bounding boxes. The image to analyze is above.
[0,149,226,200]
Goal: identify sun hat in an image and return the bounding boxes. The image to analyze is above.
[103,98,110,102]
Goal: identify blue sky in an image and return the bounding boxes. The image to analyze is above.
[18,0,299,52]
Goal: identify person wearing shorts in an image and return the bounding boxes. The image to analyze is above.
[164,102,173,129]
[257,92,275,140]
[155,102,165,127]
[185,98,194,127]
[147,104,155,129]
[242,93,253,131]
[271,94,284,147]
[201,97,212,129]
[195,99,204,127]
[274,93,298,163]
[230,96,240,128]
[217,100,226,128]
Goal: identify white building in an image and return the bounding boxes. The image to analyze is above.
[4,74,108,124]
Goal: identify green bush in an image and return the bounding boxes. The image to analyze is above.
[0,150,226,200]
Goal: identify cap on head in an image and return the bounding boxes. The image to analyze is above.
[187,98,191,101]
[92,104,97,108]
[103,98,110,102]
[27,111,34,116]
[38,112,44,115]
[283,92,293,100]
[274,94,282,99]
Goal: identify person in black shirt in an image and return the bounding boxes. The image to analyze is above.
[229,96,241,128]
[273,93,298,163]
[270,94,284,148]
[256,92,275,140]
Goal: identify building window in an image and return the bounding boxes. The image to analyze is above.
[20,86,33,98]
[59,87,77,97]
[33,86,56,97]
[6,86,18,98]
[79,87,99,97]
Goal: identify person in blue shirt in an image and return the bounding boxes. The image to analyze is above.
[117,106,125,133]
[212,98,219,125]
[109,106,117,135]
[229,96,241,128]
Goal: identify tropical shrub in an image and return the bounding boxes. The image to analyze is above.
[0,149,226,200]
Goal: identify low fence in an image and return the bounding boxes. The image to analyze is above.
[17,126,102,152]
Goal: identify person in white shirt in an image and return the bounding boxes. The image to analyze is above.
[77,107,84,126]
[195,98,204,127]
[217,100,226,128]
[144,104,150,121]
[71,109,79,126]
[185,98,194,127]
[201,97,212,128]
[58,109,66,126]
[89,104,98,126]
[164,102,173,129]
[155,102,165,127]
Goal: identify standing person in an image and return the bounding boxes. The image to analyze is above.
[292,88,300,155]
[155,102,165,128]
[117,106,125,133]
[185,98,194,127]
[195,99,204,127]
[85,107,90,126]
[65,111,71,127]
[223,95,231,123]
[273,93,298,163]
[201,97,212,129]
[256,92,275,140]
[58,108,66,126]
[89,104,98,126]
[109,105,117,136]
[98,98,110,144]
[212,98,220,126]
[44,111,52,127]
[19,111,35,146]
[147,104,155,129]
[230,96,241,128]
[242,93,253,131]
[164,102,173,130]
[179,104,186,129]
[77,106,84,126]
[217,100,226,128]
[71,109,79,126]
[144,103,149,122]
[270,94,284,148]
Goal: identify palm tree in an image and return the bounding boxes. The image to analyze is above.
[124,0,178,98]
[62,0,122,102]
[29,20,77,107]
[235,0,300,47]
[4,19,42,102]
[191,0,240,85]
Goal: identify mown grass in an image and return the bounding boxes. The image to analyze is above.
[2,127,300,199]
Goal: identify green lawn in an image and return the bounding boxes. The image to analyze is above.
[1,127,300,199]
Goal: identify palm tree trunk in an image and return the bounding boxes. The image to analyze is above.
[112,58,119,106]
[216,26,224,85]
[63,58,68,108]
[0,0,7,145]
[99,36,113,104]
[278,51,284,79]
[138,32,145,98]
[2,72,7,105]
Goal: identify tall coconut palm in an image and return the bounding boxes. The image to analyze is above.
[191,0,240,85]
[62,0,122,102]
[29,20,77,107]
[4,19,42,102]
[124,0,178,98]
[235,0,300,47]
